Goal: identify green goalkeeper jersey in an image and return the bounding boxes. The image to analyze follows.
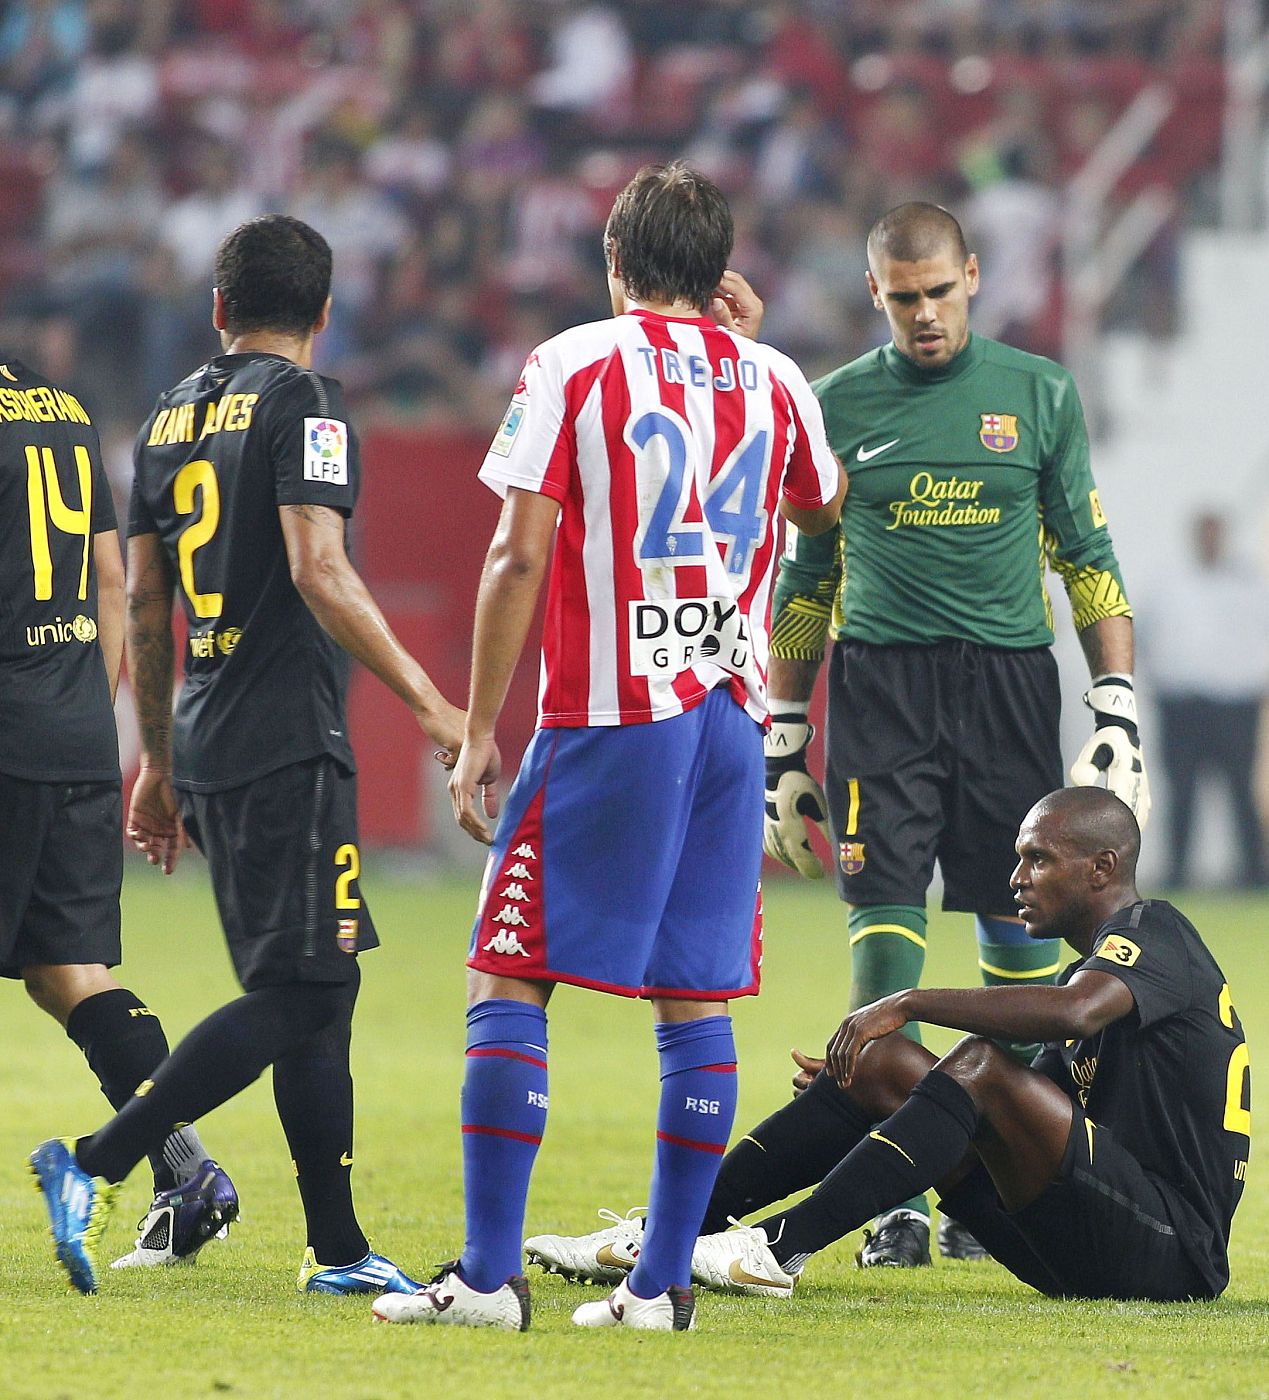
[771,334,1130,657]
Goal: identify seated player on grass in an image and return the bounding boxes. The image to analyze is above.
[526,787,1249,1302]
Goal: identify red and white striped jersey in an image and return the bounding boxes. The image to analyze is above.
[479,307,839,728]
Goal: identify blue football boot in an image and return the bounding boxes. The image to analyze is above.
[30,1137,119,1295]
[298,1247,423,1295]
[111,1160,239,1269]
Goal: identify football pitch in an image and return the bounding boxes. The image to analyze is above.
[2,868,1265,1399]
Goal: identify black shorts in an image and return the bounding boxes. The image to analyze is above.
[179,756,378,991]
[824,640,1063,915]
[0,773,122,978]
[938,1111,1218,1301]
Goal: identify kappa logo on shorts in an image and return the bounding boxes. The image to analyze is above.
[483,928,531,958]
[499,882,531,901]
[506,862,534,880]
[840,841,866,875]
[491,905,530,928]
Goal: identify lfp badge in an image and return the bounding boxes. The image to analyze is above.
[979,412,1019,453]
[303,417,349,484]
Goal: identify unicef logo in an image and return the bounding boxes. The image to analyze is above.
[309,420,344,459]
[71,615,97,643]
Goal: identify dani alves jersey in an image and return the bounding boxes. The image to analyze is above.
[776,335,1129,652]
[1034,900,1250,1296]
[0,360,118,782]
[128,353,359,791]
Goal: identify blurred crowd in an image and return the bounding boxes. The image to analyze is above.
[0,0,1231,455]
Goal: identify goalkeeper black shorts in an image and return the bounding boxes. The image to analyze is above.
[179,755,378,991]
[822,638,1062,916]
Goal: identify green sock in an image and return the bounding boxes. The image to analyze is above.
[977,938,1063,1064]
[847,902,929,1220]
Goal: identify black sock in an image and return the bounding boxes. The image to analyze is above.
[702,1072,875,1234]
[759,1070,979,1268]
[77,982,344,1184]
[272,971,368,1266]
[65,988,177,1192]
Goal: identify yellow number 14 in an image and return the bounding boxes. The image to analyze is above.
[26,443,92,601]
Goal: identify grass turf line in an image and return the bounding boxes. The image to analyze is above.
[1,869,1265,1398]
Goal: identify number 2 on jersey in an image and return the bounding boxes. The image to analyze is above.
[26,443,92,601]
[174,459,223,619]
[630,410,771,575]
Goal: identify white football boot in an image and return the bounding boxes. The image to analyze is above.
[524,1206,644,1284]
[371,1262,530,1330]
[690,1223,798,1298]
[571,1277,696,1331]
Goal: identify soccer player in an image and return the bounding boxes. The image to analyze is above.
[530,788,1250,1304]
[6,357,236,1292]
[761,201,1149,1265]
[372,163,845,1332]
[30,215,464,1296]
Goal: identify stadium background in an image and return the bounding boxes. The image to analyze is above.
[1,0,1266,878]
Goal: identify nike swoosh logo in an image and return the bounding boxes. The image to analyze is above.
[856,438,900,462]
[727,1259,782,1288]
[596,1243,637,1268]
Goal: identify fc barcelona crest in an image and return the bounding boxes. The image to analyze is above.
[840,841,866,876]
[979,412,1019,453]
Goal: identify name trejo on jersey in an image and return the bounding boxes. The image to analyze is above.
[634,346,760,392]
[628,597,750,678]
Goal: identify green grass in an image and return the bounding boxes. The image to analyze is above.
[2,869,1266,1398]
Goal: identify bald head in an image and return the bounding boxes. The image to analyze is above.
[867,202,968,272]
[1029,787,1141,880]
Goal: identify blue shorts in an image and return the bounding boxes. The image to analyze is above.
[468,689,764,999]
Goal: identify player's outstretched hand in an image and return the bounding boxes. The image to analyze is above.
[826,993,909,1089]
[1069,678,1151,829]
[791,1047,825,1097]
[710,270,764,342]
[127,765,189,875]
[763,714,831,878]
[449,733,502,844]
[419,700,466,770]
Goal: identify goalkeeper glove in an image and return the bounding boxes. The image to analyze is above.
[1069,675,1152,829]
[764,712,832,878]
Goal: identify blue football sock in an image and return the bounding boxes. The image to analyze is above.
[975,915,1062,1064]
[627,1016,737,1299]
[458,999,549,1293]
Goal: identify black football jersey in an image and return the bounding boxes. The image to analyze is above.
[1033,900,1250,1295]
[0,359,118,782]
[128,352,360,791]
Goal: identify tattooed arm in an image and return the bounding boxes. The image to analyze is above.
[125,532,186,872]
[278,503,465,757]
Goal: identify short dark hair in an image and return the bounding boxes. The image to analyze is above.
[1032,786,1142,878]
[213,215,332,338]
[604,162,733,311]
[867,202,968,269]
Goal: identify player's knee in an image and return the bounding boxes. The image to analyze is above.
[936,1035,1014,1097]
[851,1033,929,1119]
[21,963,116,1022]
